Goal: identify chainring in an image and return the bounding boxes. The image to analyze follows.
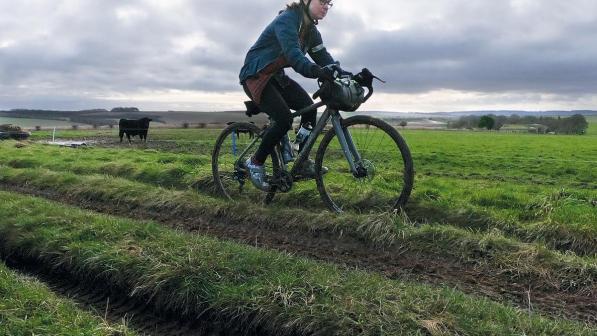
[270,170,293,192]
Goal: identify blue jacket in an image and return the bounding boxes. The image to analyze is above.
[239,6,336,83]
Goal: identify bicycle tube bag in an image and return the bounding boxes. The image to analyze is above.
[244,100,261,117]
[328,78,365,112]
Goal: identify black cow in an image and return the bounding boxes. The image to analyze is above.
[119,117,152,143]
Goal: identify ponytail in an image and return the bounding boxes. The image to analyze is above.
[286,2,301,9]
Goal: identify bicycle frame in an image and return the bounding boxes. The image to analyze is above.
[232,98,365,184]
[287,106,363,177]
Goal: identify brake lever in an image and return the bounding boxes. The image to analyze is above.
[355,68,385,87]
[355,68,385,102]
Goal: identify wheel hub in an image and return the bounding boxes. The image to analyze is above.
[353,160,375,180]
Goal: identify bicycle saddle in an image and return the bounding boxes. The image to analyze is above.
[244,100,262,117]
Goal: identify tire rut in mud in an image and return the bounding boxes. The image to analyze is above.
[1,183,595,326]
[1,255,241,336]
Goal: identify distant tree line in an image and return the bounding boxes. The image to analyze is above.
[2,108,142,128]
[111,107,139,112]
[448,114,588,134]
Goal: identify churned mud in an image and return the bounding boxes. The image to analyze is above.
[1,182,595,326]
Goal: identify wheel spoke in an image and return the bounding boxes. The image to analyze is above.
[212,122,279,204]
[316,117,413,213]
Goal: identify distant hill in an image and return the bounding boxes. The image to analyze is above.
[1,108,595,128]
[438,110,597,117]
[360,110,597,119]
[0,109,268,127]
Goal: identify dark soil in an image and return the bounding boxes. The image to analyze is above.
[1,182,595,327]
[2,255,236,336]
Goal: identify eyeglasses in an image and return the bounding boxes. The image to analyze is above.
[319,0,333,7]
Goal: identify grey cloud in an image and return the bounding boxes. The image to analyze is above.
[2,0,597,110]
[339,13,597,95]
[0,1,279,99]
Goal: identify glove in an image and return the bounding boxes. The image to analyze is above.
[311,65,335,82]
[324,63,353,78]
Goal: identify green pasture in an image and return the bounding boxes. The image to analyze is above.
[1,124,595,332]
[586,115,597,135]
[0,190,593,335]
[2,126,595,255]
[1,165,594,293]
[401,130,596,255]
[0,261,134,335]
[0,116,85,129]
[29,127,222,143]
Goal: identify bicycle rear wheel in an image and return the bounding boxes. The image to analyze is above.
[315,115,414,213]
[212,122,278,203]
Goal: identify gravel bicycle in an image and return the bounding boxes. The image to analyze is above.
[212,68,414,213]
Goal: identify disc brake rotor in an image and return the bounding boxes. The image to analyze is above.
[354,159,375,181]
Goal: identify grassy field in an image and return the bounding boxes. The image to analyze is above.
[586,116,597,135]
[0,261,134,335]
[0,190,593,335]
[8,127,596,254]
[0,116,83,128]
[0,122,595,333]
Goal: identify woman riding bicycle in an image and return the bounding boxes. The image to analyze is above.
[239,0,343,190]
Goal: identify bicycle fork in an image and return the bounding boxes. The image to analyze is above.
[330,113,364,176]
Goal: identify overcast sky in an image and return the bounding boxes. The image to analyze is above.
[1,0,597,112]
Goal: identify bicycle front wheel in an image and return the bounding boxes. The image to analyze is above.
[315,115,414,213]
[212,122,278,204]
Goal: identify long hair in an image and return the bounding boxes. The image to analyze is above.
[286,0,317,25]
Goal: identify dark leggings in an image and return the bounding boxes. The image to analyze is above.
[243,77,315,164]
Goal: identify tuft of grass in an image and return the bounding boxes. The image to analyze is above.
[0,142,208,189]
[524,189,572,220]
[403,224,596,293]
[408,177,597,256]
[0,165,397,246]
[0,190,594,335]
[0,261,135,335]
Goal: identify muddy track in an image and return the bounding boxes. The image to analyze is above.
[1,255,251,336]
[1,182,595,326]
